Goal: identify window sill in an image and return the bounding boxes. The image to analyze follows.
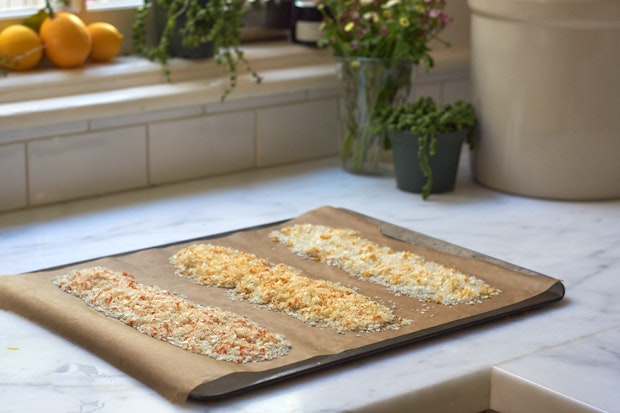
[0,42,335,132]
[0,41,469,135]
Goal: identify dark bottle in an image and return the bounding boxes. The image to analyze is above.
[291,0,324,47]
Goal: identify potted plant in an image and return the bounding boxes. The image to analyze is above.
[315,0,452,175]
[132,0,262,101]
[380,97,476,199]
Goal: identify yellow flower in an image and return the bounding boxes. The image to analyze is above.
[350,59,361,68]
[399,17,410,27]
[344,22,355,32]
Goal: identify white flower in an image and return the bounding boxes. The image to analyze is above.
[363,12,380,23]
[383,0,401,8]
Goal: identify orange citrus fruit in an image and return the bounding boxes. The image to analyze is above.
[40,12,91,68]
[86,22,123,62]
[0,24,43,70]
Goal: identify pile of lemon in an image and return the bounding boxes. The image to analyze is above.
[0,11,123,71]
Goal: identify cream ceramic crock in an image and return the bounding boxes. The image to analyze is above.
[468,0,620,200]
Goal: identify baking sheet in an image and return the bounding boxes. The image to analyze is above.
[0,206,565,403]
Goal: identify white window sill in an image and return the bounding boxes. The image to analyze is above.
[0,42,333,132]
[0,41,469,137]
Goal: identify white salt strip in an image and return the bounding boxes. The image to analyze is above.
[270,224,501,305]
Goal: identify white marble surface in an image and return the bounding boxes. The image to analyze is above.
[492,327,620,413]
[1,154,619,412]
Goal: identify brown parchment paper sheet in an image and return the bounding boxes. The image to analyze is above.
[0,206,562,403]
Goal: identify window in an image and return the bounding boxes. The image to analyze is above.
[1,0,141,55]
[1,0,31,9]
[0,0,46,12]
[0,0,46,19]
[0,0,139,13]
[0,0,141,23]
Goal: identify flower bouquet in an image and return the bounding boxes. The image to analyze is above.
[316,0,452,174]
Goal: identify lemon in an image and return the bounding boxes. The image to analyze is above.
[87,22,123,62]
[40,12,91,68]
[0,24,43,70]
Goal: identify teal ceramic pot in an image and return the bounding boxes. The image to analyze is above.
[389,130,467,194]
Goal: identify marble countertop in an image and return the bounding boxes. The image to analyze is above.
[1,155,618,413]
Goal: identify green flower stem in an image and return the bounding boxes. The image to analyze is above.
[45,0,54,18]
[339,57,412,174]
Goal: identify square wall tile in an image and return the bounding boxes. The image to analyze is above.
[0,143,27,212]
[148,110,255,185]
[28,126,148,206]
[256,98,339,167]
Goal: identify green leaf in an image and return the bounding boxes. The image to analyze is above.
[22,8,49,32]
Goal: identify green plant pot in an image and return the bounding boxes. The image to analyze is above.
[389,130,466,194]
[153,1,216,59]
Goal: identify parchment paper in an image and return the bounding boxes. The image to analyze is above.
[0,206,564,403]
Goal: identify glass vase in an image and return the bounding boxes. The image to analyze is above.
[337,57,414,175]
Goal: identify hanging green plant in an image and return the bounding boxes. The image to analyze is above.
[132,0,262,101]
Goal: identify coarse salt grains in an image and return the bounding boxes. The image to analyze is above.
[53,266,291,363]
[270,224,501,305]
